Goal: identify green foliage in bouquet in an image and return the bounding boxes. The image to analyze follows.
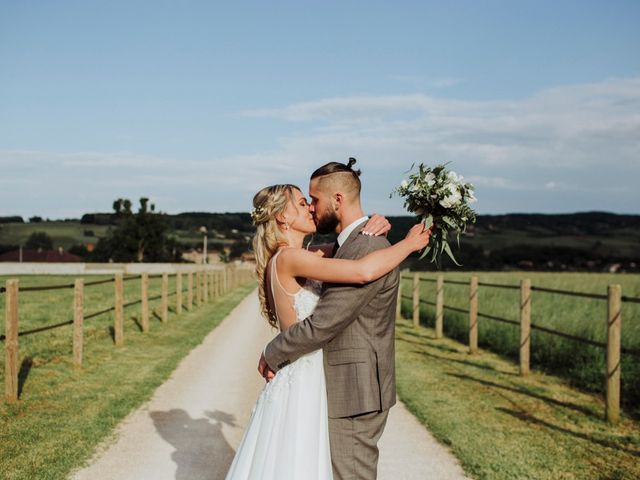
[391,163,477,267]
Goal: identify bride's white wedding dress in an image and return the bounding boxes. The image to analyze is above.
[225,251,332,479]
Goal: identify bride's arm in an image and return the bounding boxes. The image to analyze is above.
[279,224,430,284]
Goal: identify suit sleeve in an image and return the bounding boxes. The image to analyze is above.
[264,234,390,371]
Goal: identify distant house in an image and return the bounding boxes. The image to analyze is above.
[240,252,256,263]
[0,248,83,263]
[181,248,222,264]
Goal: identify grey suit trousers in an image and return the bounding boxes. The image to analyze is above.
[329,409,389,480]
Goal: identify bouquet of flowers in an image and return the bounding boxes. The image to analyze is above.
[391,163,477,267]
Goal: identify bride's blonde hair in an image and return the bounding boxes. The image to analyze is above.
[251,184,300,328]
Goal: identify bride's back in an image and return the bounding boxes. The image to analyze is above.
[266,249,317,331]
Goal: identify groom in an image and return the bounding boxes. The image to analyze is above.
[259,159,399,479]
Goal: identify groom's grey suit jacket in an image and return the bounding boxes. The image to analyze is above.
[264,223,399,419]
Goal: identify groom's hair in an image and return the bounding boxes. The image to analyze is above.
[310,158,362,200]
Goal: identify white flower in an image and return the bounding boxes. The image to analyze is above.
[425,172,436,186]
[467,191,477,204]
[448,171,460,184]
[400,180,409,189]
[440,188,462,208]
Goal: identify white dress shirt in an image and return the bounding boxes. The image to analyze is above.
[337,216,369,247]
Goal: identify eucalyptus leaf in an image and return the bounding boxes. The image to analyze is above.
[423,214,434,230]
[419,244,432,260]
[443,241,462,266]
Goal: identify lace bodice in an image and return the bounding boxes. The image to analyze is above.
[292,279,322,320]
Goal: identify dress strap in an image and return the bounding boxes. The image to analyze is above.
[270,250,298,297]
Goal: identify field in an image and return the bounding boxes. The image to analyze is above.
[399,271,640,416]
[0,274,255,480]
[0,221,236,251]
[0,223,111,250]
[395,319,640,479]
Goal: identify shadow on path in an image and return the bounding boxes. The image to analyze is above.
[150,409,237,480]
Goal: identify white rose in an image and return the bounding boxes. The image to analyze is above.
[425,172,436,186]
[440,188,462,208]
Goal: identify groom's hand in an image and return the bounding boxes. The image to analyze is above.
[258,352,275,382]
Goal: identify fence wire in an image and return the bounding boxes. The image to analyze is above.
[399,289,640,357]
[0,287,177,341]
[403,273,638,303]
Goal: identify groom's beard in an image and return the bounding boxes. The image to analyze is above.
[315,209,339,235]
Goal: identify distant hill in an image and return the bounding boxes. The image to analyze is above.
[1,211,638,271]
[385,211,640,272]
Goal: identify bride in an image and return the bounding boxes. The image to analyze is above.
[226,184,430,480]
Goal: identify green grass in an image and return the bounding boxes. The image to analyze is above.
[395,319,640,480]
[399,272,640,415]
[0,222,110,249]
[0,276,255,480]
[0,221,237,250]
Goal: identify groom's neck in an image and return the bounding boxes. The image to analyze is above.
[336,205,366,235]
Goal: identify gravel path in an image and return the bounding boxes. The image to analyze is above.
[71,290,468,480]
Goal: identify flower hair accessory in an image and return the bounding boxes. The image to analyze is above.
[251,206,266,224]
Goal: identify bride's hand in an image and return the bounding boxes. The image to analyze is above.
[405,224,432,252]
[362,214,391,236]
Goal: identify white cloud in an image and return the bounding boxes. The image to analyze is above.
[2,77,639,217]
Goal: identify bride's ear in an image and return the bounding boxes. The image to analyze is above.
[274,213,290,230]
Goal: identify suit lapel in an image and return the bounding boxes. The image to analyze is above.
[335,222,366,259]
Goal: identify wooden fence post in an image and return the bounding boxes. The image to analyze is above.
[396,273,403,319]
[412,272,420,327]
[114,273,124,346]
[223,266,228,293]
[196,271,202,306]
[520,279,531,376]
[469,276,478,354]
[435,275,444,339]
[209,271,215,299]
[4,279,19,403]
[176,272,183,315]
[161,273,168,322]
[606,284,622,424]
[187,272,193,311]
[141,273,149,333]
[73,279,84,368]
[203,269,209,303]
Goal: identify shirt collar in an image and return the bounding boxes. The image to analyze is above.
[337,216,369,247]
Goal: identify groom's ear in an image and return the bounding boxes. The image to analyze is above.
[333,191,345,210]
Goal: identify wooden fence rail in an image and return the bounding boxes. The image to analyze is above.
[2,265,254,404]
[398,272,639,424]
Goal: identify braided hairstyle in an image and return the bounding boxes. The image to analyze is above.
[250,184,299,328]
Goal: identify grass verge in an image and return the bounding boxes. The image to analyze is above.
[395,318,640,480]
[399,272,640,415]
[0,282,256,480]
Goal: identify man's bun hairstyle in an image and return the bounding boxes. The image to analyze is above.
[311,157,362,195]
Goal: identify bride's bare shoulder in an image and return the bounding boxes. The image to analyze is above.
[278,247,322,262]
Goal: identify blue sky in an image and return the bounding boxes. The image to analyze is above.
[1,1,639,218]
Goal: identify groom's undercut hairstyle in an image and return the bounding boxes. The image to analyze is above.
[310,158,362,200]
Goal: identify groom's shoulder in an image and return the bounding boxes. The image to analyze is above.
[347,232,391,255]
